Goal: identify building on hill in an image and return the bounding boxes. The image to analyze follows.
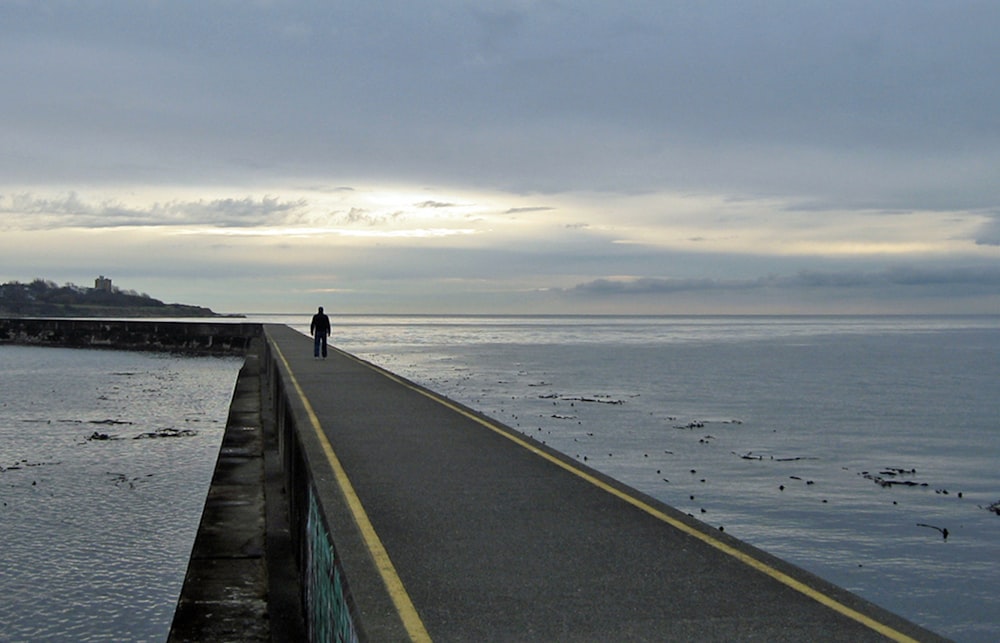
[95,276,113,292]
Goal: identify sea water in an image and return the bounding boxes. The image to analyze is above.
[267,314,1000,642]
[0,346,242,642]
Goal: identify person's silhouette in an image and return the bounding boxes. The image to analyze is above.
[310,306,331,358]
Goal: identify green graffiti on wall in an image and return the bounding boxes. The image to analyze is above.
[306,489,359,643]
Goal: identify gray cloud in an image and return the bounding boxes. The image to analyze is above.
[879,265,1000,287]
[3,2,999,209]
[416,201,458,209]
[571,266,1000,296]
[974,213,1000,246]
[506,207,555,215]
[342,207,404,226]
[0,193,307,230]
[573,277,758,295]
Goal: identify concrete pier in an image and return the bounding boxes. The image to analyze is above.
[170,323,946,642]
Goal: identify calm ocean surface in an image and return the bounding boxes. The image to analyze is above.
[2,315,998,641]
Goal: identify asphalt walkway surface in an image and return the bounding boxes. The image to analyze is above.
[266,324,942,642]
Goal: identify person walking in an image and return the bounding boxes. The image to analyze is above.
[310,306,331,358]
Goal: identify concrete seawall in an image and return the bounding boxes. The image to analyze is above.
[168,335,306,641]
[0,317,260,355]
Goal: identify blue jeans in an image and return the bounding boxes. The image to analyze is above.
[314,333,327,358]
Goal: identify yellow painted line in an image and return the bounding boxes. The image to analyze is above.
[346,352,921,643]
[271,342,432,643]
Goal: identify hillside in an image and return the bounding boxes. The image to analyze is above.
[0,279,236,318]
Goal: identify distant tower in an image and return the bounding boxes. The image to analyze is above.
[95,275,113,291]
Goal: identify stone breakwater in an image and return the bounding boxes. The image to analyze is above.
[0,318,261,355]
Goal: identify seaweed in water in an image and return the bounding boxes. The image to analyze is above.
[734,451,818,462]
[86,431,121,441]
[107,472,155,489]
[133,427,197,439]
[916,523,949,540]
[1,459,62,472]
[538,393,626,405]
[859,468,929,489]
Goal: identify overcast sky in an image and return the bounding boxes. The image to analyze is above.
[2,1,999,314]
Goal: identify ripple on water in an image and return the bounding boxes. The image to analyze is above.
[0,346,242,642]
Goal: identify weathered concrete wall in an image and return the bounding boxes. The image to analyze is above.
[168,342,271,641]
[0,318,260,355]
[168,338,306,642]
[169,325,366,641]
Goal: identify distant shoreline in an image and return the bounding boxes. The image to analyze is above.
[0,279,243,319]
[0,306,245,319]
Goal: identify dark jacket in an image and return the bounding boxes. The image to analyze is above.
[310,313,331,337]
